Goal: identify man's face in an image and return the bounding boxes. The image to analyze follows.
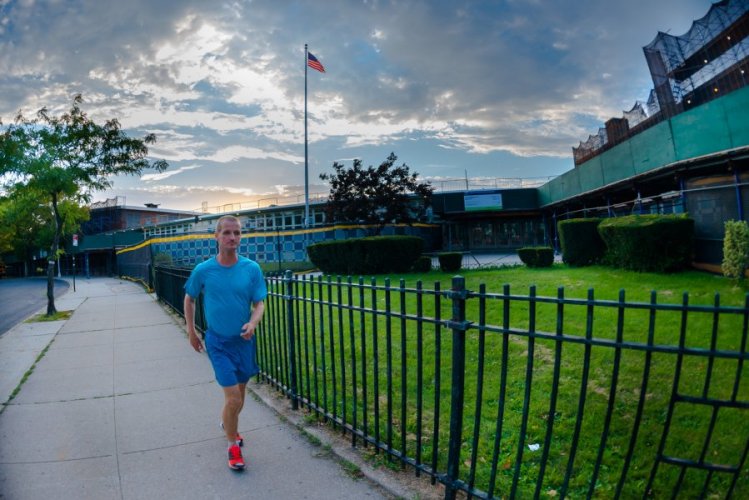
[216,219,241,250]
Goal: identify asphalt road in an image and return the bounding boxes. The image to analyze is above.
[0,277,70,337]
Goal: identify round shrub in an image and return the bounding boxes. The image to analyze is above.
[437,252,462,272]
[411,255,432,273]
[722,220,749,280]
[517,247,554,268]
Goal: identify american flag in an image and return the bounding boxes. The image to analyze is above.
[307,52,325,73]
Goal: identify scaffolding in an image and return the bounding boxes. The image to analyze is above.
[574,0,749,165]
[645,0,749,114]
[81,196,126,234]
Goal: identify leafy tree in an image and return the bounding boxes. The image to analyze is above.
[0,191,50,269]
[0,199,14,256]
[37,199,89,256]
[319,152,433,235]
[0,94,167,315]
[0,190,87,276]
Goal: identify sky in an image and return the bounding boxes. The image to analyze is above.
[0,0,715,212]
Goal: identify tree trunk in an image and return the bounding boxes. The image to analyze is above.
[46,195,61,316]
[46,257,56,315]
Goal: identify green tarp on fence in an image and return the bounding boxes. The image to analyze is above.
[541,85,749,207]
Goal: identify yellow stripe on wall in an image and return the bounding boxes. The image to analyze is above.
[116,223,438,255]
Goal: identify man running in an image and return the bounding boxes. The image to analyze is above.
[184,215,267,470]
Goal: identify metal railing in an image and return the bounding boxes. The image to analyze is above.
[190,176,557,214]
[153,266,749,499]
[153,265,207,333]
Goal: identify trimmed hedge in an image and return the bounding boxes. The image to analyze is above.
[412,255,433,273]
[722,220,749,280]
[437,252,462,272]
[307,236,424,275]
[518,247,554,268]
[306,239,349,274]
[598,214,694,272]
[557,218,605,266]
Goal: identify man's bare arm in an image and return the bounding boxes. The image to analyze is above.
[184,294,204,352]
[240,300,265,340]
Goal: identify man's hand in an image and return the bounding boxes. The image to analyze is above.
[189,332,204,353]
[240,322,256,340]
[184,294,202,353]
[241,300,265,341]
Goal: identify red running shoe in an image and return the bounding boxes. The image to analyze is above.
[227,444,245,470]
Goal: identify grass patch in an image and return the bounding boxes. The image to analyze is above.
[2,339,55,413]
[340,458,365,479]
[299,427,323,447]
[258,264,749,498]
[25,310,73,322]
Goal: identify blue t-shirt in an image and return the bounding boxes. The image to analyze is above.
[184,256,267,338]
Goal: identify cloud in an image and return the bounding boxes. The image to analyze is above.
[141,164,201,182]
[0,0,715,210]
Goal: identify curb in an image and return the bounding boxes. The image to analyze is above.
[247,381,443,500]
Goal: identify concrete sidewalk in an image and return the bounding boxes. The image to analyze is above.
[0,277,395,499]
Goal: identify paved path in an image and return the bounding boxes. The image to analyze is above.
[0,278,391,500]
[431,251,562,269]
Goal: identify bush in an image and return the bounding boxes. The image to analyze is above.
[151,252,174,285]
[307,240,343,275]
[518,247,554,268]
[437,252,462,272]
[557,218,605,266]
[722,220,749,280]
[307,236,424,275]
[411,255,432,273]
[364,236,424,274]
[153,252,173,266]
[598,215,694,273]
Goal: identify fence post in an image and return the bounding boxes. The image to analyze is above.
[284,269,299,410]
[445,276,468,500]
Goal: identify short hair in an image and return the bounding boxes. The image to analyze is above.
[215,215,241,235]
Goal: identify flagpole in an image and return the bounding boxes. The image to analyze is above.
[304,43,310,229]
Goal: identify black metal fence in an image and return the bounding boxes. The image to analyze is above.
[154,266,749,499]
[153,265,207,333]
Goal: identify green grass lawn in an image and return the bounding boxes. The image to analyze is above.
[260,264,749,498]
[25,310,73,322]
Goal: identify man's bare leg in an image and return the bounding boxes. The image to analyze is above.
[238,382,246,413]
[222,385,243,443]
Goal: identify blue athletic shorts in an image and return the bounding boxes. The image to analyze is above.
[205,331,259,387]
